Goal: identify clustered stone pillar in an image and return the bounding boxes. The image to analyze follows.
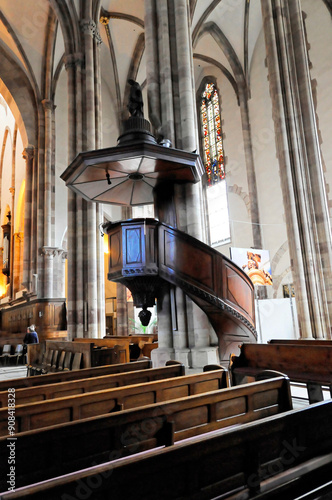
[145,0,219,367]
[40,246,57,298]
[12,232,23,296]
[64,6,105,339]
[116,284,129,337]
[58,250,67,298]
[261,0,332,338]
[22,146,34,292]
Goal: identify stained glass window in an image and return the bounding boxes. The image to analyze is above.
[200,82,230,247]
[201,83,225,186]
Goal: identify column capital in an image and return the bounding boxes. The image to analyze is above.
[56,248,68,260]
[40,246,58,258]
[22,146,35,161]
[95,30,102,45]
[80,18,96,37]
[80,18,102,44]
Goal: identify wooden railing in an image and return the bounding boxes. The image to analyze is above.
[105,219,257,362]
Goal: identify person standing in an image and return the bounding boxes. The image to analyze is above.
[23,325,39,344]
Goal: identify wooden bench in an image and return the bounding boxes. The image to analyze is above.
[0,375,291,490]
[0,368,227,435]
[230,342,332,403]
[2,398,332,500]
[0,363,185,407]
[141,342,158,359]
[73,337,131,363]
[269,338,332,346]
[0,359,152,391]
[73,335,158,363]
[29,340,96,370]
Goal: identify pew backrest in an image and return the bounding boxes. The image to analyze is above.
[230,343,332,403]
[0,368,227,435]
[230,343,332,382]
[269,338,332,346]
[0,364,186,407]
[0,375,292,491]
[73,337,131,363]
[0,359,152,391]
[45,340,93,368]
[5,388,332,500]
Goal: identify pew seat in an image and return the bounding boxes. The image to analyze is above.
[269,338,332,346]
[0,367,227,435]
[2,399,332,500]
[0,375,291,491]
[0,359,153,391]
[230,343,332,403]
[0,363,186,407]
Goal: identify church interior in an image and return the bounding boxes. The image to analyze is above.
[0,0,332,498]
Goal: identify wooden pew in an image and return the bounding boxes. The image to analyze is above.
[73,335,158,363]
[73,337,131,363]
[0,359,152,391]
[0,363,185,407]
[141,342,158,359]
[269,338,332,346]
[0,368,227,435]
[37,340,94,369]
[2,399,332,500]
[0,376,291,491]
[230,342,332,403]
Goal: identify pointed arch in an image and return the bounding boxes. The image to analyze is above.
[195,22,246,91]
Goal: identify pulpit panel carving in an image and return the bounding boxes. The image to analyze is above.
[125,227,142,265]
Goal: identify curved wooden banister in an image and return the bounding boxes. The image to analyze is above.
[105,218,257,360]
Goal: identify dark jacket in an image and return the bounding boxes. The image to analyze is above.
[23,331,39,344]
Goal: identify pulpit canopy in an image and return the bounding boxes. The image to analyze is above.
[61,141,204,206]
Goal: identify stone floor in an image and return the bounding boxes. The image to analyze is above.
[0,365,27,382]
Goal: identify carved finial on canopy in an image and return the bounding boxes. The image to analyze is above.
[127,79,144,118]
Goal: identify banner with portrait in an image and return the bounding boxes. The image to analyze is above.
[230,247,273,286]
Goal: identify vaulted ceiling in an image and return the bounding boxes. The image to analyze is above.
[0,0,263,143]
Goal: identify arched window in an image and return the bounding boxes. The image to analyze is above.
[200,82,230,247]
[201,83,224,185]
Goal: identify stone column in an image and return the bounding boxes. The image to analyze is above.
[41,98,55,299]
[55,249,67,298]
[155,0,175,146]
[12,232,23,297]
[65,14,105,339]
[36,106,46,299]
[80,15,102,338]
[172,287,190,364]
[22,146,34,291]
[65,53,84,339]
[290,1,332,336]
[116,283,128,336]
[40,247,57,298]
[145,0,218,367]
[94,30,106,339]
[151,283,175,366]
[261,0,332,338]
[9,126,17,300]
[144,0,161,132]
[41,99,53,247]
